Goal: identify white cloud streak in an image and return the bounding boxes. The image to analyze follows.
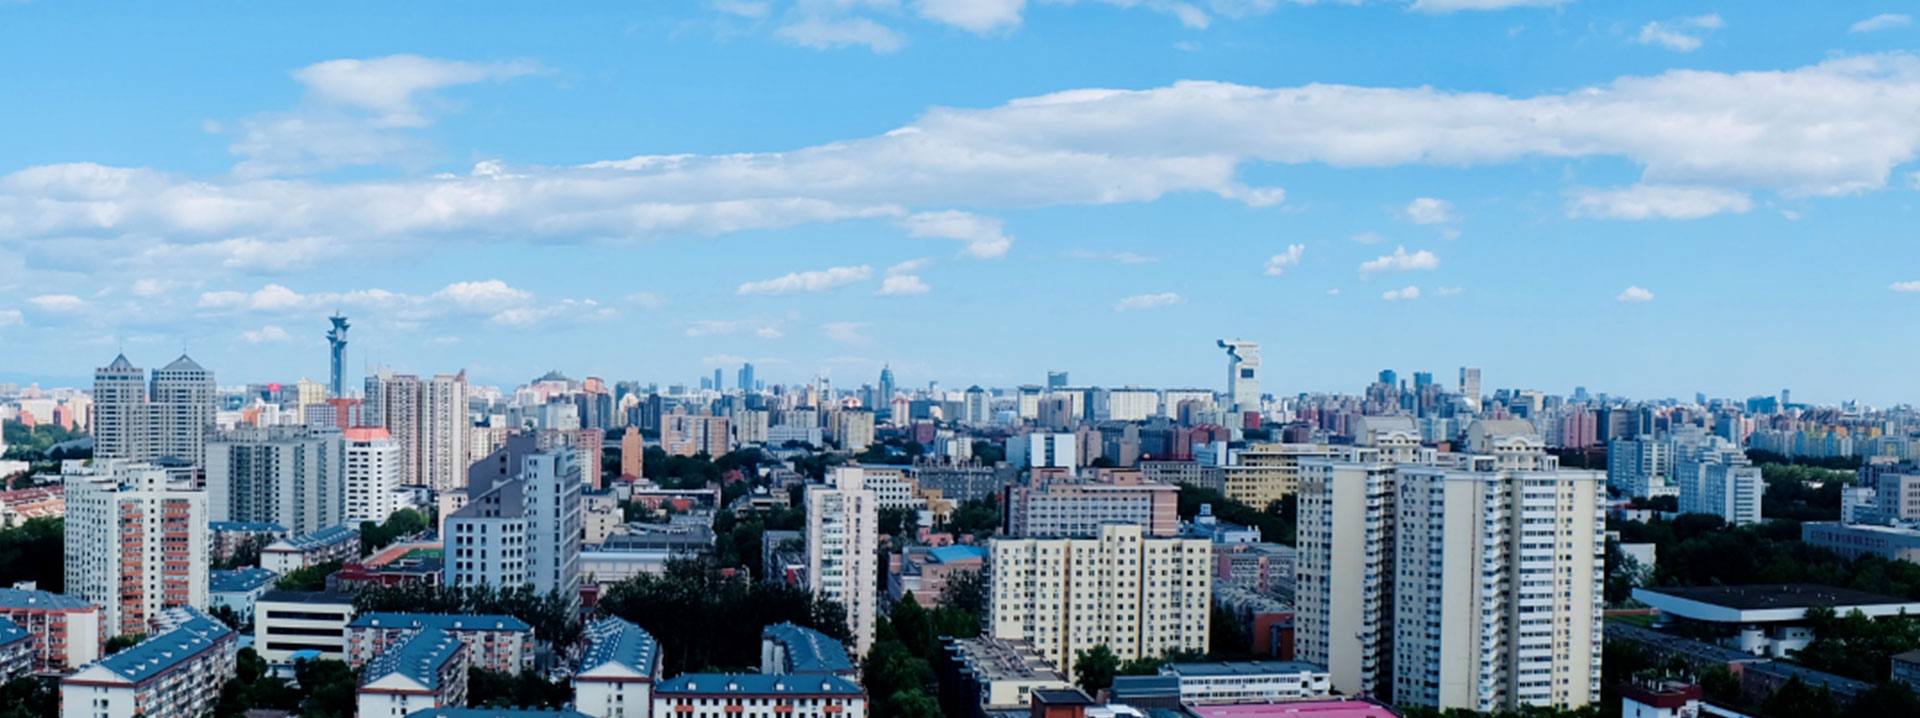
[1853,14,1910,33]
[1636,14,1723,53]
[1382,286,1421,301]
[1567,185,1754,220]
[1359,246,1439,277]
[1616,286,1655,302]
[901,211,1013,258]
[1114,292,1183,311]
[878,275,931,295]
[737,265,874,295]
[1890,281,1920,293]
[1403,197,1457,224]
[243,325,291,343]
[1264,244,1306,276]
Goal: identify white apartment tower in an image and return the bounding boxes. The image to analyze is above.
[989,523,1212,678]
[1295,447,1400,699]
[445,436,582,598]
[1218,340,1261,415]
[64,461,210,638]
[371,370,470,490]
[1674,438,1765,526]
[343,427,402,524]
[806,467,879,656]
[205,426,346,536]
[91,354,216,466]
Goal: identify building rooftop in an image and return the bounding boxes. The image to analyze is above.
[1109,674,1181,698]
[402,709,592,718]
[1634,583,1920,618]
[578,616,659,676]
[90,608,232,684]
[762,622,853,674]
[0,587,94,611]
[947,637,1066,683]
[0,617,31,646]
[927,545,989,564]
[211,567,279,593]
[1892,649,1920,666]
[348,612,533,633]
[257,589,357,606]
[1031,688,1096,706]
[1187,700,1401,718]
[655,673,864,696]
[1165,661,1329,677]
[363,628,463,690]
[210,521,288,533]
[267,524,359,551]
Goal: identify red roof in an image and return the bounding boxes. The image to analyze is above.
[343,427,392,441]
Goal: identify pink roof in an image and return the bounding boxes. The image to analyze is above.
[1190,702,1401,718]
[343,427,392,441]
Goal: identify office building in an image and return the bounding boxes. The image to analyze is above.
[1458,367,1482,411]
[253,590,356,663]
[653,674,866,718]
[348,613,534,674]
[1159,661,1332,704]
[209,568,277,626]
[91,354,216,466]
[989,523,1211,678]
[1674,438,1765,525]
[1218,340,1261,415]
[574,616,661,718]
[356,628,469,718]
[1009,433,1075,470]
[206,426,346,536]
[962,386,991,425]
[344,427,403,524]
[1802,522,1920,563]
[58,607,234,718]
[63,461,209,638]
[1107,388,1159,422]
[0,587,101,671]
[447,437,583,597]
[806,468,879,655]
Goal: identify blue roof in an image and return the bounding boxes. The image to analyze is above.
[578,616,659,676]
[89,608,232,684]
[364,628,463,690]
[656,673,864,696]
[403,710,591,718]
[272,524,358,550]
[0,617,30,647]
[928,545,989,563]
[761,622,853,674]
[348,612,532,633]
[210,567,277,593]
[0,588,93,611]
[210,521,287,533]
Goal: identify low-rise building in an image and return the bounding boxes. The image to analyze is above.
[887,545,986,609]
[652,673,866,718]
[1160,661,1332,705]
[261,524,361,573]
[0,618,36,681]
[254,590,356,663]
[346,613,535,674]
[208,568,278,625]
[1893,649,1920,695]
[1802,521,1920,563]
[357,628,469,718]
[59,607,235,718]
[579,550,675,585]
[1213,543,1295,598]
[1633,583,1920,658]
[209,521,288,563]
[0,586,101,671]
[761,622,855,678]
[934,636,1071,718]
[573,616,661,718]
[336,544,445,589]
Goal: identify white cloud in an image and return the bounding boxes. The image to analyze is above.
[131,279,181,297]
[1264,244,1306,276]
[887,258,934,275]
[28,294,85,311]
[822,321,869,343]
[777,17,906,52]
[1636,14,1723,53]
[243,325,291,343]
[0,310,20,328]
[489,298,618,326]
[687,319,784,338]
[438,279,533,311]
[878,275,931,295]
[1359,246,1439,277]
[1326,289,1340,295]
[902,211,1012,258]
[1063,249,1156,263]
[1853,14,1910,33]
[1567,185,1754,220]
[737,265,874,295]
[1435,286,1463,296]
[919,0,1025,32]
[1890,281,1920,292]
[1409,0,1572,13]
[193,279,601,330]
[757,326,784,339]
[1616,286,1655,302]
[1382,286,1421,301]
[1114,292,1183,311]
[1403,197,1458,224]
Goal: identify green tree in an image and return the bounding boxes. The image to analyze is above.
[888,688,942,718]
[103,633,145,655]
[293,658,358,718]
[1761,675,1838,718]
[467,667,572,709]
[273,559,343,591]
[1073,644,1121,694]
[0,676,59,718]
[0,518,66,592]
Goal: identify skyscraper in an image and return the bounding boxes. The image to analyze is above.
[1459,366,1483,411]
[65,460,210,637]
[343,427,401,524]
[877,365,895,409]
[739,363,756,396]
[205,426,346,535]
[714,369,724,392]
[92,354,216,467]
[327,315,349,398]
[370,370,470,490]
[1218,340,1261,414]
[91,355,147,461]
[807,467,879,655]
[1046,371,1068,390]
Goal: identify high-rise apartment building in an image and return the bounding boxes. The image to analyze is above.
[963,386,992,425]
[205,426,346,536]
[806,467,879,656]
[1001,472,1180,538]
[989,523,1212,678]
[661,412,729,457]
[835,409,875,453]
[1009,433,1075,470]
[1295,421,1604,712]
[445,436,582,598]
[369,370,470,490]
[64,461,210,637]
[1606,436,1672,497]
[1674,437,1765,526]
[92,354,216,467]
[343,427,402,524]
[1218,341,1261,415]
[619,427,644,479]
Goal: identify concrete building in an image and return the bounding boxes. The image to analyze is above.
[1293,447,1397,700]
[1803,521,1920,563]
[573,616,661,718]
[1224,444,1335,511]
[835,409,876,453]
[261,524,361,573]
[0,587,101,671]
[806,468,879,656]
[963,386,991,426]
[344,427,403,524]
[63,460,209,638]
[761,622,856,678]
[0,618,34,682]
[346,613,535,674]
[1632,584,1920,659]
[59,607,235,718]
[447,436,583,598]
[1219,340,1261,415]
[1159,661,1332,704]
[937,636,1072,715]
[254,590,356,663]
[652,674,867,718]
[619,427,644,479]
[1674,438,1764,525]
[1106,388,1159,422]
[1607,436,1672,498]
[370,370,471,491]
[208,568,277,625]
[1459,367,1482,411]
[661,412,729,457]
[91,354,216,466]
[888,545,987,608]
[989,523,1211,678]
[1009,433,1075,470]
[206,426,345,535]
[356,628,469,718]
[1002,474,1179,538]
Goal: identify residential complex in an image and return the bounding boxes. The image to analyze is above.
[651,674,868,718]
[91,354,216,466]
[446,436,583,597]
[346,613,536,674]
[205,425,346,535]
[356,628,470,718]
[59,607,235,718]
[62,461,209,638]
[574,616,662,718]
[344,426,403,524]
[805,467,879,655]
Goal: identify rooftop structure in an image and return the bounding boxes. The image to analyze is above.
[761,622,855,676]
[574,616,662,718]
[210,567,277,594]
[1185,699,1402,718]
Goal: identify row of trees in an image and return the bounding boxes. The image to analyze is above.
[353,582,583,646]
[1612,514,1920,599]
[1758,462,1852,523]
[0,518,64,592]
[357,507,430,556]
[212,649,356,718]
[1175,484,1297,545]
[598,558,850,676]
[866,577,991,718]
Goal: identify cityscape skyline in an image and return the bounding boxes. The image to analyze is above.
[5,4,1920,402]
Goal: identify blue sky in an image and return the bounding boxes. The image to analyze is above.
[3,1,1920,405]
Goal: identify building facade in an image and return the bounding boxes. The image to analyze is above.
[346,613,535,674]
[574,616,661,718]
[344,427,403,524]
[355,628,469,718]
[63,461,209,638]
[806,468,879,656]
[651,674,867,718]
[91,355,216,467]
[446,438,583,597]
[59,608,234,718]
[206,426,346,535]
[0,587,101,671]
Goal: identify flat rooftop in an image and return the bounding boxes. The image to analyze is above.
[1166,661,1328,677]
[1634,584,1920,623]
[1188,700,1401,718]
